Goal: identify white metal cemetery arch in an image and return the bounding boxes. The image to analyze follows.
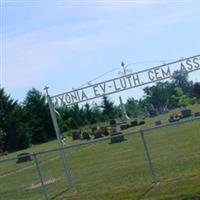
[44,54,200,190]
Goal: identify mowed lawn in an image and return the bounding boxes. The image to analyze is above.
[0,107,200,200]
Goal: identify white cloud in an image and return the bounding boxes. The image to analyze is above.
[3,2,199,98]
[3,20,127,90]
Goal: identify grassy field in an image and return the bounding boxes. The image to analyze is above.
[0,105,200,200]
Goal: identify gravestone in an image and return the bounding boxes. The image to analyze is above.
[72,131,80,140]
[194,112,200,117]
[120,123,129,130]
[155,120,161,126]
[168,115,179,123]
[110,132,124,144]
[181,109,192,118]
[149,109,157,117]
[16,153,33,164]
[110,119,116,126]
[110,119,117,133]
[168,115,175,123]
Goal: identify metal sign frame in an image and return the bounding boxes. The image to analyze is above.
[44,87,75,191]
[51,54,200,108]
[45,54,200,192]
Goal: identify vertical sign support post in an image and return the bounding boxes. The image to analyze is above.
[44,86,75,188]
[33,153,49,200]
[139,129,159,185]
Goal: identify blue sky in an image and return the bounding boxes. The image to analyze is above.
[1,1,200,105]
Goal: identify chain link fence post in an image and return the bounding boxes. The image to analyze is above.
[139,129,159,185]
[33,153,49,200]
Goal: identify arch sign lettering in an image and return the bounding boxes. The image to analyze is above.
[44,54,200,190]
[51,54,200,108]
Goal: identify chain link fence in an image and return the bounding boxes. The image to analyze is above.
[1,116,200,200]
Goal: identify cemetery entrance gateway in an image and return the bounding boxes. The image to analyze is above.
[45,54,200,191]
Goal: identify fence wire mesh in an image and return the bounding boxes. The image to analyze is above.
[143,119,200,182]
[0,156,42,200]
[0,117,200,200]
[36,150,71,199]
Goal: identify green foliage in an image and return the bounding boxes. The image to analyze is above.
[168,95,179,109]
[143,82,173,112]
[0,88,30,151]
[0,128,6,152]
[58,106,70,132]
[175,87,184,97]
[84,103,94,124]
[179,95,191,107]
[174,87,194,108]
[91,103,103,122]
[68,117,78,129]
[125,98,140,117]
[101,96,116,120]
[172,70,192,93]
[6,105,31,150]
[1,72,200,152]
[192,82,200,97]
[23,88,54,144]
[0,88,17,129]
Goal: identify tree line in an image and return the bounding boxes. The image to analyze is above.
[0,70,200,153]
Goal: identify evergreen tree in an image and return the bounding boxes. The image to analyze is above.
[0,128,6,153]
[24,88,54,144]
[58,106,70,132]
[0,88,30,151]
[83,103,98,124]
[70,104,85,127]
[0,88,16,130]
[91,103,103,122]
[192,82,200,98]
[101,96,116,119]
[5,105,31,150]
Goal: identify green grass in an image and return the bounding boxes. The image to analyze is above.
[0,104,200,200]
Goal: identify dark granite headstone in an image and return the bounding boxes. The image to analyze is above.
[120,123,129,130]
[110,119,117,133]
[110,119,116,126]
[16,153,33,164]
[155,120,161,126]
[110,132,124,144]
[72,131,80,140]
[181,109,192,118]
[194,112,200,117]
[149,109,157,117]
